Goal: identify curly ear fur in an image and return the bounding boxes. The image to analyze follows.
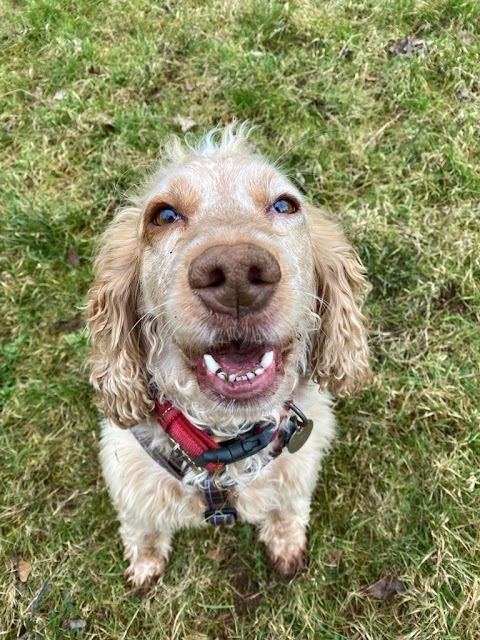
[306,206,371,395]
[86,207,153,428]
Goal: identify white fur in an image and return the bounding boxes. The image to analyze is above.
[87,124,370,585]
[100,383,334,583]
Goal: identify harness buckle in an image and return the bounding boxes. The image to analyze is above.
[204,507,237,526]
[194,422,277,468]
[169,441,204,473]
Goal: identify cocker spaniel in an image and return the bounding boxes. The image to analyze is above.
[87,123,370,587]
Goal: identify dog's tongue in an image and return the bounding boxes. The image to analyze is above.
[210,344,265,374]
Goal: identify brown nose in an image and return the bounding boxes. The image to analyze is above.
[188,243,281,317]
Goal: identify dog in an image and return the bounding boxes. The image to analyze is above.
[86,123,370,587]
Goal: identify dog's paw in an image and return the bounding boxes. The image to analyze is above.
[260,516,308,579]
[124,555,166,588]
[267,547,307,579]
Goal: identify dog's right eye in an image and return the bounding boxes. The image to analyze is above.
[152,207,182,226]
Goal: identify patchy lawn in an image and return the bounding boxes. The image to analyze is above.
[1,1,479,638]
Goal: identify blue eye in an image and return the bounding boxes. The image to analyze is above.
[152,207,182,225]
[271,198,297,215]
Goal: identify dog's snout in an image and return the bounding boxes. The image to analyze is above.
[188,243,281,317]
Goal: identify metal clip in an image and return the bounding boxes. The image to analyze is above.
[168,439,204,473]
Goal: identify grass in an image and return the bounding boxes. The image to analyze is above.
[1,0,479,638]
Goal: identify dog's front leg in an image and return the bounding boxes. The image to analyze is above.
[237,448,322,579]
[120,519,172,588]
[255,388,336,577]
[257,498,310,578]
[100,421,206,588]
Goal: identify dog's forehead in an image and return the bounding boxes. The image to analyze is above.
[150,154,300,208]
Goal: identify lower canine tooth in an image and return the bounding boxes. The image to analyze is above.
[204,354,221,374]
[260,351,274,369]
[254,367,264,376]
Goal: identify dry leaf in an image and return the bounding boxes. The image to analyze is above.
[173,116,197,133]
[458,30,475,46]
[67,619,86,632]
[17,558,32,583]
[53,316,84,334]
[53,90,66,100]
[205,547,226,562]
[364,574,407,600]
[338,46,354,60]
[73,37,82,53]
[67,244,80,269]
[455,83,469,102]
[388,35,431,58]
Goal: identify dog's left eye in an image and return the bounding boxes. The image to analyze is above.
[270,198,297,215]
[152,207,182,226]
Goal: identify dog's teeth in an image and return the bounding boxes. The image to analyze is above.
[235,376,243,382]
[204,354,221,374]
[260,351,274,369]
[254,367,265,376]
[217,371,228,380]
[240,375,248,381]
[246,372,255,380]
[228,374,236,383]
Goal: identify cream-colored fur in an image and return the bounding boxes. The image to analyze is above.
[87,124,370,586]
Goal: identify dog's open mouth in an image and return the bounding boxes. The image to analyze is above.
[195,343,285,401]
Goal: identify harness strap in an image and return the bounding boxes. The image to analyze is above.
[156,401,222,472]
[203,479,237,526]
[131,429,237,526]
[131,430,184,481]
[131,400,312,526]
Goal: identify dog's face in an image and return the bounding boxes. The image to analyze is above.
[87,127,370,429]
[140,153,316,421]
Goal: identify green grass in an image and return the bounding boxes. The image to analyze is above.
[1,0,479,638]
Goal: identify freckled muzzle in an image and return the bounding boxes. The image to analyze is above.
[188,243,281,319]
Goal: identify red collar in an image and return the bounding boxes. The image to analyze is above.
[155,400,280,473]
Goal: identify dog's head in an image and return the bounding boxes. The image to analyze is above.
[87,124,370,429]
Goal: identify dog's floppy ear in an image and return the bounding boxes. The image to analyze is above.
[86,207,153,428]
[306,205,371,395]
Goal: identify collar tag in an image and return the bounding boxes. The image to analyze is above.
[286,418,313,453]
[284,401,314,453]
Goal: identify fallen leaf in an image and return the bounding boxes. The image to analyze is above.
[66,619,86,632]
[205,547,226,562]
[173,116,197,133]
[101,122,116,133]
[96,114,116,133]
[2,121,14,132]
[53,316,84,333]
[458,30,475,46]
[53,90,66,100]
[364,574,407,600]
[338,46,354,60]
[388,35,431,58]
[455,83,469,102]
[17,558,32,583]
[67,244,80,269]
[73,37,82,53]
